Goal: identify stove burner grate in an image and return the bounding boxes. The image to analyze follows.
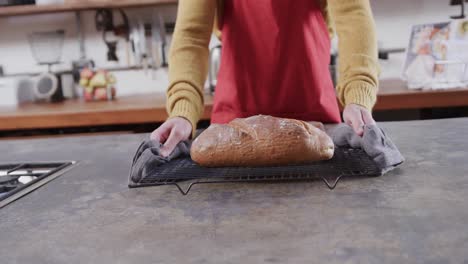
[0,162,75,208]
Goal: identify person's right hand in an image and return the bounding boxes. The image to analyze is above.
[150,117,192,157]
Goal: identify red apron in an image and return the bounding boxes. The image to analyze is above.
[211,0,341,124]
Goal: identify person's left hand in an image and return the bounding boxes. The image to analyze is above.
[343,104,376,137]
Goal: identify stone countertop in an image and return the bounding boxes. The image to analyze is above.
[0,118,467,264]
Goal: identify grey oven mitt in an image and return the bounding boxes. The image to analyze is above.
[331,123,404,174]
[130,140,191,183]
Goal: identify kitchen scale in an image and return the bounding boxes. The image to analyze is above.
[27,30,67,102]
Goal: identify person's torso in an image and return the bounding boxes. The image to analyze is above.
[212,0,341,124]
[213,0,333,40]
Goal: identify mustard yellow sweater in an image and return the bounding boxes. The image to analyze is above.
[167,0,380,134]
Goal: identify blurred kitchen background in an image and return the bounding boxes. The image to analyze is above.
[0,0,467,138]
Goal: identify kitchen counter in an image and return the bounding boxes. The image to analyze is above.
[0,92,214,131]
[1,118,468,263]
[1,79,467,131]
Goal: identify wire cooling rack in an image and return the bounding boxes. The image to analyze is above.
[128,147,382,195]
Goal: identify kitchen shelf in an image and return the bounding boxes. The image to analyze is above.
[0,79,467,132]
[0,0,177,17]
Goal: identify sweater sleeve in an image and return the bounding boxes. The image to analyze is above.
[166,0,216,136]
[328,0,380,110]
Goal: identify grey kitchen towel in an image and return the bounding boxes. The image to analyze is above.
[130,140,191,183]
[332,123,404,173]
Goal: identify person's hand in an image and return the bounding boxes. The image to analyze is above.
[150,117,192,157]
[343,104,376,137]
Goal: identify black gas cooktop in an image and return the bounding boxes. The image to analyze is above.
[0,162,75,208]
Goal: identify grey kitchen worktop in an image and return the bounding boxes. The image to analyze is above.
[1,118,468,264]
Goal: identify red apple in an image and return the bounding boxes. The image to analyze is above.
[94,87,108,100]
[80,68,94,79]
[84,90,94,101]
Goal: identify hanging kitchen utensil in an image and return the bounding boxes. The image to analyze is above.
[450,0,467,19]
[72,11,95,87]
[130,21,141,67]
[138,19,149,74]
[94,9,130,62]
[158,12,168,67]
[128,11,168,72]
[150,10,168,68]
[209,45,222,94]
[142,22,157,79]
[151,12,162,71]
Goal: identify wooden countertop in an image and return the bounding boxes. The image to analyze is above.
[0,79,467,131]
[373,79,468,110]
[0,93,213,131]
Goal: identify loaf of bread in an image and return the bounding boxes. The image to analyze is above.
[190,115,334,167]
